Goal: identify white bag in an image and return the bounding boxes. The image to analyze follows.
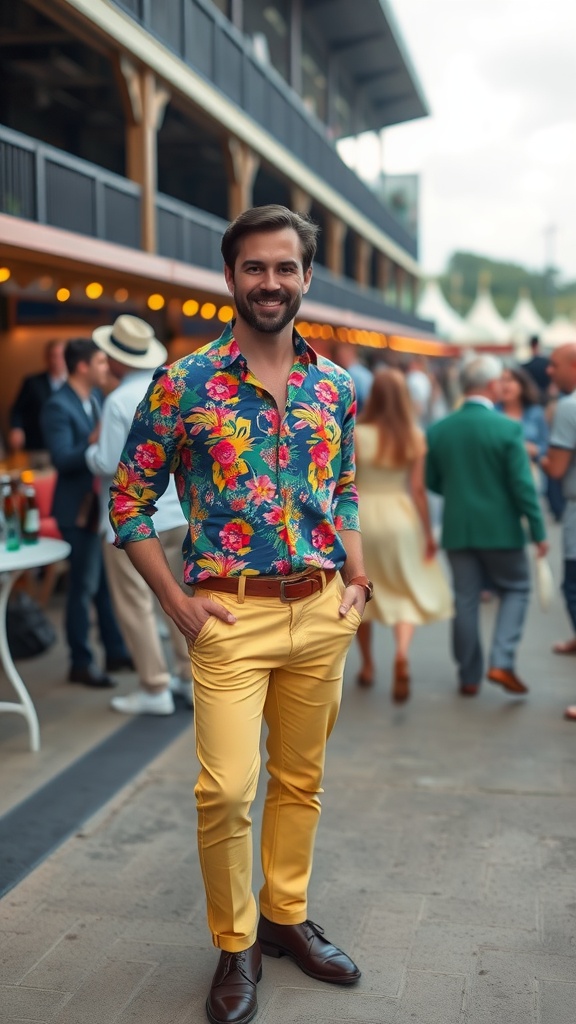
[534,555,554,612]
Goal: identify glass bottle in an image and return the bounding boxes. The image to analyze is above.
[3,482,21,551]
[21,485,40,544]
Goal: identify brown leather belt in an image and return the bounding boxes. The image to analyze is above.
[194,569,336,602]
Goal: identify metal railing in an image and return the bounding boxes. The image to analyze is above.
[113,0,418,258]
[0,124,141,248]
[156,192,431,332]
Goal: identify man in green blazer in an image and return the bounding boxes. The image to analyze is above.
[426,355,548,696]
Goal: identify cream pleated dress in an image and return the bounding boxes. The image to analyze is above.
[355,423,453,626]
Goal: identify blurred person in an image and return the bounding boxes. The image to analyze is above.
[333,342,373,413]
[541,343,576,670]
[426,355,548,698]
[86,315,193,716]
[8,339,67,453]
[110,206,366,1024]
[354,368,453,700]
[544,382,566,522]
[405,355,432,425]
[41,339,131,687]
[499,365,548,487]
[522,335,550,402]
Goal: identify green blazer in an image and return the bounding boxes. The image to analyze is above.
[426,401,546,550]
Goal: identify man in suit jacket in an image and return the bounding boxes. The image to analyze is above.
[426,355,548,697]
[41,339,130,687]
[9,339,67,452]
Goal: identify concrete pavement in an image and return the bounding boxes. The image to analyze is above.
[1,522,576,1022]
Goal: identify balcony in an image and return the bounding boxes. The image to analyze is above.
[0,124,432,334]
[111,0,418,259]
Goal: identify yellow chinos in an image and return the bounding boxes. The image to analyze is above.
[190,574,360,953]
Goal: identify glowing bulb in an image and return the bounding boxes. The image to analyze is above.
[182,299,199,317]
[200,302,216,320]
[147,293,165,310]
[217,305,234,322]
[114,288,129,303]
[86,282,103,299]
[56,288,70,302]
[0,267,11,283]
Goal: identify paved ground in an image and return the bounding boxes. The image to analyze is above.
[1,520,576,1023]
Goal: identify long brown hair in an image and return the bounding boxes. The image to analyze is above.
[358,367,421,467]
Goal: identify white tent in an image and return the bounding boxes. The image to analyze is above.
[507,289,546,345]
[465,280,510,344]
[541,315,576,348]
[416,279,478,343]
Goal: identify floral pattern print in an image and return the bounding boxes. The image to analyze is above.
[110,323,359,583]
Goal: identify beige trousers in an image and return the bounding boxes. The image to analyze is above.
[191,574,360,952]
[102,526,191,690]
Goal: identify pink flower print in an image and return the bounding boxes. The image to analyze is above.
[310,441,331,469]
[273,559,291,574]
[134,442,165,472]
[210,439,237,467]
[263,505,283,525]
[136,524,152,537]
[262,408,280,434]
[311,521,336,551]
[246,475,275,506]
[278,444,290,469]
[314,379,339,405]
[206,373,239,402]
[288,369,306,388]
[230,497,247,511]
[219,519,253,554]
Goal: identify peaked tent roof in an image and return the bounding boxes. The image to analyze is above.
[507,289,546,344]
[542,316,576,348]
[465,283,510,344]
[416,280,477,342]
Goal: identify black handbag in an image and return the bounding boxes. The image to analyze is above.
[6,592,57,659]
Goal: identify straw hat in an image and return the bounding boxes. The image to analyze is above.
[93,315,167,369]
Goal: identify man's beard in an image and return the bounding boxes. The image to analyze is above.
[234,289,302,334]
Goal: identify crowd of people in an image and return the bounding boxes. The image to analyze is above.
[4,204,576,1024]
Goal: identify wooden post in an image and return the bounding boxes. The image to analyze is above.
[225,137,260,221]
[290,186,312,215]
[325,213,347,276]
[354,236,371,288]
[116,57,170,253]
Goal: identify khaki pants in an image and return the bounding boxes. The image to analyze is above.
[102,526,191,689]
[190,573,360,952]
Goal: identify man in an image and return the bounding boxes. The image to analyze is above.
[522,335,550,401]
[406,355,432,426]
[86,314,193,716]
[426,355,548,697]
[110,205,369,1024]
[41,339,130,687]
[541,343,576,717]
[9,339,67,452]
[333,342,373,413]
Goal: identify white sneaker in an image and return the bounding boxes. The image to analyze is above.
[169,675,194,708]
[110,688,175,716]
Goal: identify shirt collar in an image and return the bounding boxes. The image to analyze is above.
[212,320,317,369]
[465,395,494,410]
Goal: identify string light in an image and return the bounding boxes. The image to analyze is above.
[200,302,216,319]
[86,282,103,299]
[147,293,165,310]
[0,267,11,283]
[56,288,70,302]
[182,299,199,317]
[114,288,129,303]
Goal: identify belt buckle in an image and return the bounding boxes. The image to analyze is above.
[280,578,301,603]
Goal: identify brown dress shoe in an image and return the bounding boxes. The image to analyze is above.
[487,667,528,695]
[206,942,261,1024]
[459,683,479,697]
[257,915,361,985]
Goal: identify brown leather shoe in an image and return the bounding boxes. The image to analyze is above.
[487,667,528,695]
[206,942,261,1024]
[257,915,361,985]
[459,683,479,696]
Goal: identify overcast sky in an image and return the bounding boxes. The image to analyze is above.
[339,1,576,283]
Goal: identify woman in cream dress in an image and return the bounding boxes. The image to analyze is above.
[355,368,453,701]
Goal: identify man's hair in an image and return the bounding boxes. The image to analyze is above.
[64,338,99,375]
[221,204,319,273]
[529,335,540,351]
[459,355,503,393]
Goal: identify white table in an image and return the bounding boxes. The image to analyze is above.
[0,538,70,752]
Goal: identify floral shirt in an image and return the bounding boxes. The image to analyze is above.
[110,323,359,583]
